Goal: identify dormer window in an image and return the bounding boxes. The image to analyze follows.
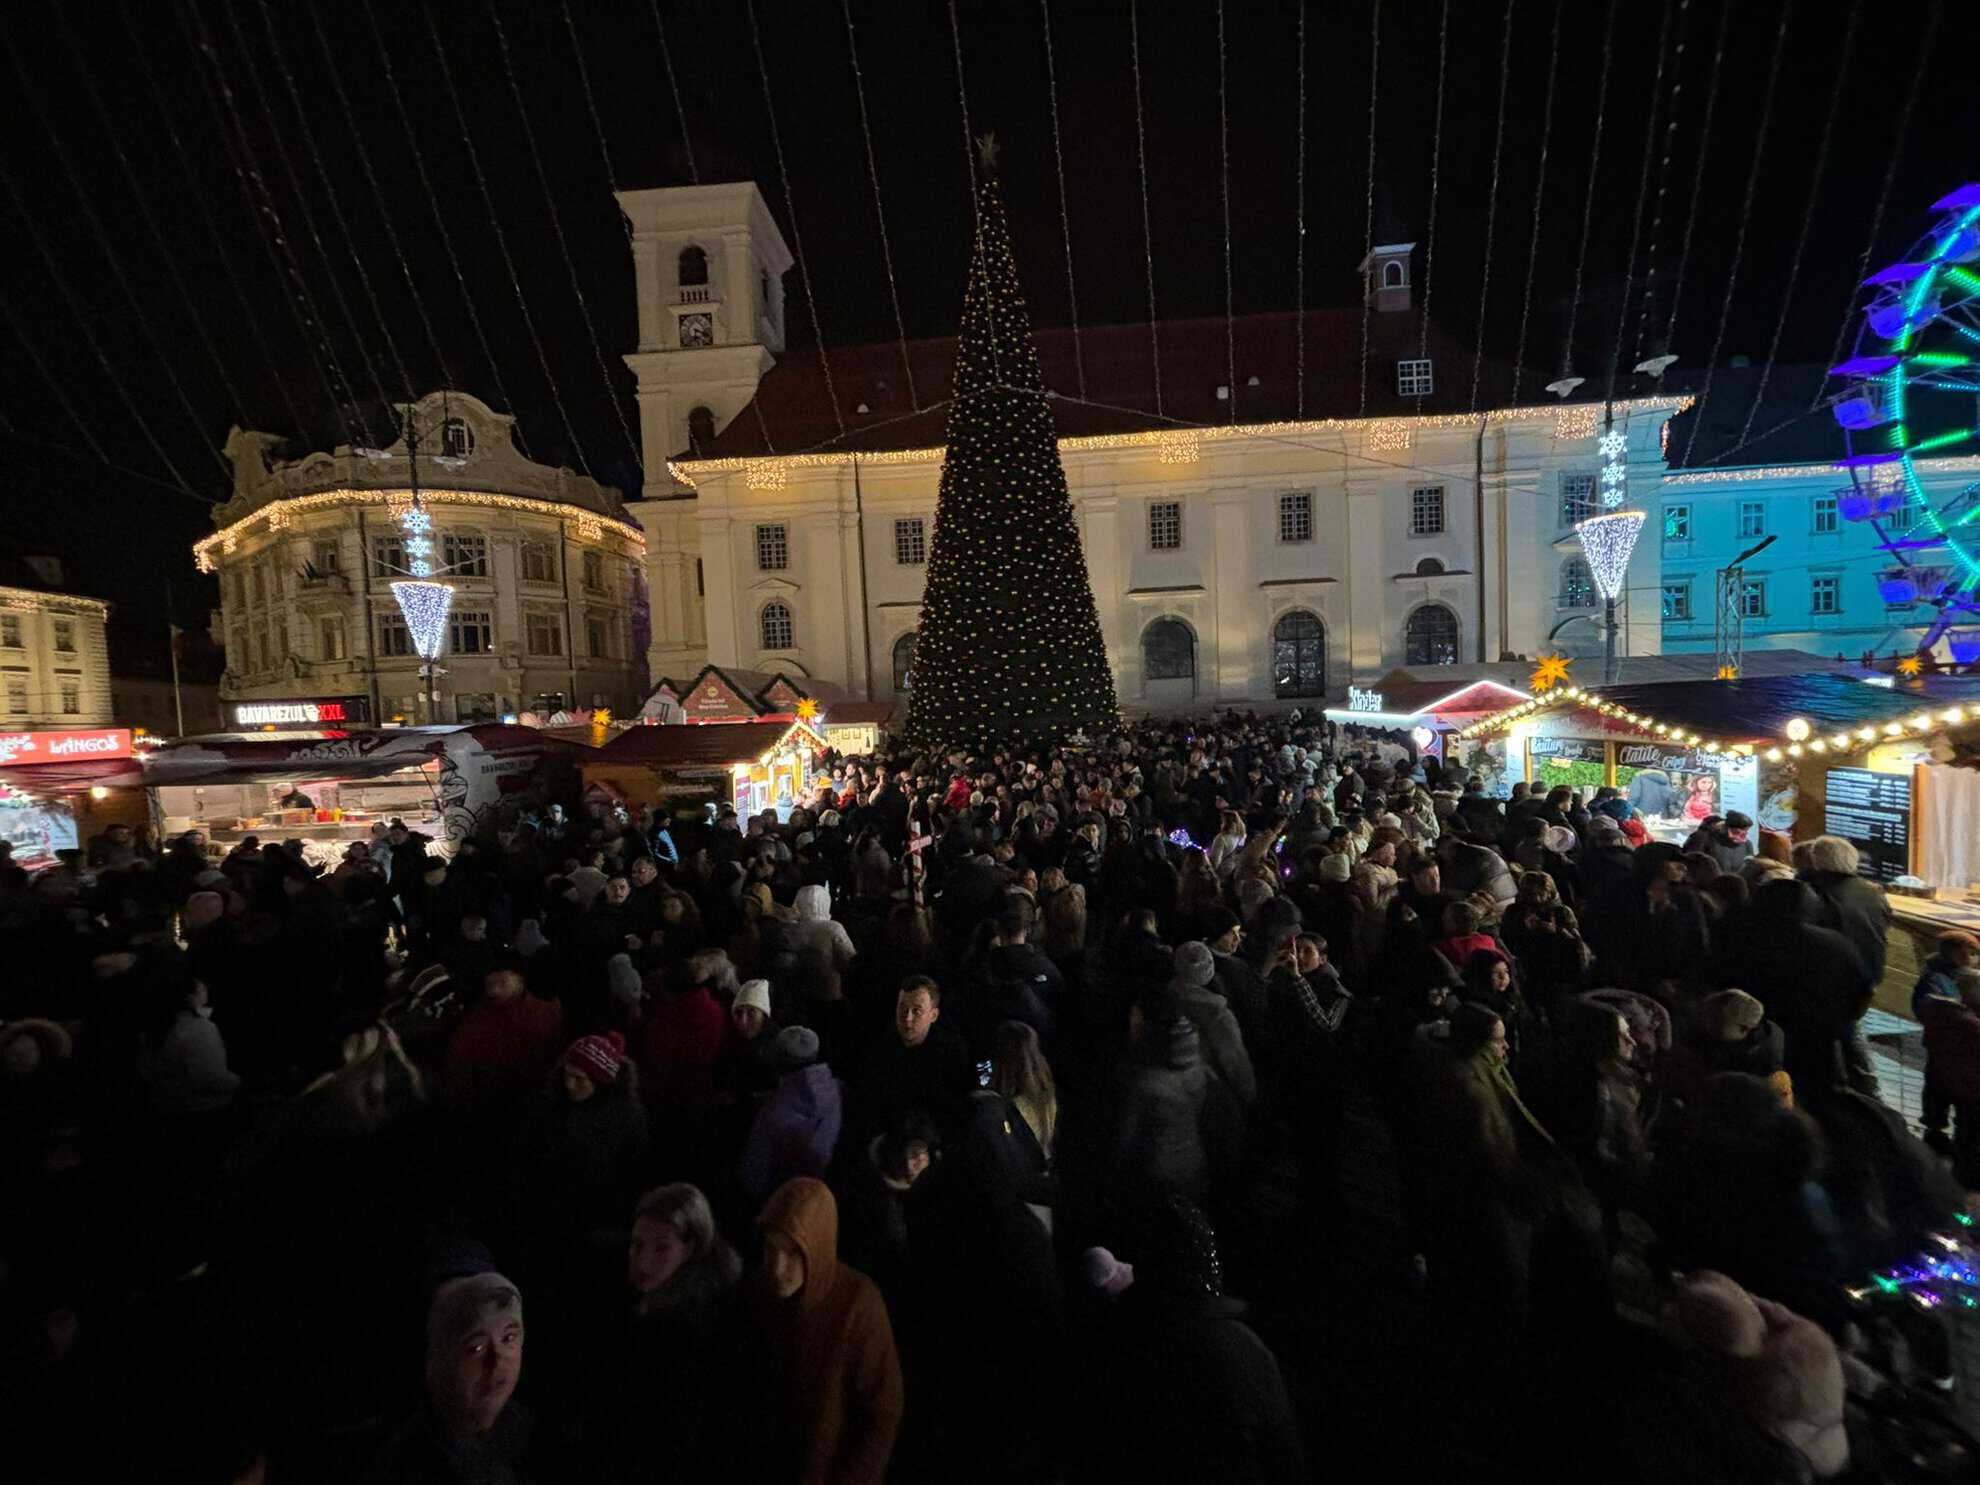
[440,417,474,459]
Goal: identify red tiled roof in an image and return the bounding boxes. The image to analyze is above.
[821,701,896,726]
[592,720,805,769]
[690,308,1534,461]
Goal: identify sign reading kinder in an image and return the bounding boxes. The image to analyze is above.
[0,728,134,766]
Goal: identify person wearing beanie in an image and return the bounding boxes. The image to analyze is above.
[182,890,226,932]
[1692,809,1757,873]
[753,1177,904,1485]
[1112,975,1227,1204]
[512,918,550,959]
[512,1029,649,1241]
[714,977,781,1108]
[1172,940,1256,1107]
[605,953,647,1018]
[1665,988,1795,1112]
[741,1027,844,1203]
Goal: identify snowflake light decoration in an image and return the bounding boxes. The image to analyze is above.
[1599,427,1629,509]
[391,496,451,660]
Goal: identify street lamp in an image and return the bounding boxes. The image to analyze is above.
[1575,509,1646,685]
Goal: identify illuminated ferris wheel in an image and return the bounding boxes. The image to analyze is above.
[1830,182,1980,665]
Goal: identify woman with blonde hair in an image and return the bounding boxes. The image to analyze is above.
[974,1020,1059,1224]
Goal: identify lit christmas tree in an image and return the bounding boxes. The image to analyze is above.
[905,139,1120,748]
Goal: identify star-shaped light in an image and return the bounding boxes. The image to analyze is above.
[1898,655,1924,677]
[1530,653,1573,692]
[795,697,820,722]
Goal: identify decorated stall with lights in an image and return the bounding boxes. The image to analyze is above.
[1323,676,1533,765]
[143,724,578,869]
[582,717,827,822]
[0,729,146,869]
[1454,672,1980,873]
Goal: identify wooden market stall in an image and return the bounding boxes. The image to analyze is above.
[583,717,828,822]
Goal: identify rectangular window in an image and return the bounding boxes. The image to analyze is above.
[1397,359,1434,397]
[581,550,605,592]
[1277,491,1313,543]
[526,612,564,656]
[1887,500,1920,535]
[1740,579,1766,618]
[1661,583,1692,621]
[377,614,412,658]
[52,618,76,653]
[227,571,243,608]
[1812,495,1838,534]
[894,517,927,565]
[1664,504,1691,542]
[311,539,341,574]
[449,610,493,655]
[373,535,406,577]
[1560,474,1598,528]
[1738,501,1766,539]
[59,678,80,715]
[442,533,488,577]
[1410,485,1447,537]
[253,632,269,670]
[1148,501,1182,551]
[1810,575,1840,614]
[755,523,789,571]
[249,567,263,604]
[519,540,556,583]
[230,630,247,671]
[268,622,285,662]
[586,616,609,659]
[695,558,705,596]
[0,614,19,648]
[4,672,27,713]
[319,617,346,661]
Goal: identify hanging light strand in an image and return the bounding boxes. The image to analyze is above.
[1633,0,1694,368]
[1039,0,1087,401]
[1679,0,1795,468]
[947,0,979,201]
[421,4,595,475]
[1559,0,1620,381]
[1510,0,1565,403]
[645,0,699,185]
[1294,3,1307,417]
[1469,0,1516,414]
[1662,0,1733,357]
[1812,0,1941,410]
[1218,0,1236,423]
[746,0,846,437]
[1416,0,1450,367]
[842,0,919,410]
[562,1,632,249]
[1356,0,1381,417]
[1604,0,1675,409]
[1737,0,1856,450]
[486,0,643,474]
[1129,0,1163,417]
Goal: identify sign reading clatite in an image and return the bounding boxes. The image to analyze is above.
[0,728,134,766]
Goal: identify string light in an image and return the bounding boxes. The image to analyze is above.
[1575,510,1646,601]
[1510,0,1564,404]
[390,579,453,660]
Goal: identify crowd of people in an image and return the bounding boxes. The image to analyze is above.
[3,709,1979,1482]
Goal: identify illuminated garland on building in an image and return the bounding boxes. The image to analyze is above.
[193,488,645,572]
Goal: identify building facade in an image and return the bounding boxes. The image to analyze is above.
[619,181,1685,712]
[199,393,646,724]
[0,556,112,727]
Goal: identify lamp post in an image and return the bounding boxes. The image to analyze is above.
[1575,509,1646,685]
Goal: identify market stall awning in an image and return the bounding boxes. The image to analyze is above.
[1457,673,1980,759]
[591,719,826,770]
[1324,677,1531,727]
[143,724,576,785]
[0,756,147,794]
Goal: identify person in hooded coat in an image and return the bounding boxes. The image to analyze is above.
[1793,835,1891,984]
[1098,1195,1304,1485]
[1710,879,1873,1100]
[741,1028,845,1205]
[1171,940,1257,1106]
[753,1177,904,1485]
[1111,981,1236,1205]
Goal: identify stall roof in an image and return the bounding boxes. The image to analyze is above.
[144,724,576,784]
[1458,672,1980,756]
[822,701,897,726]
[591,719,825,769]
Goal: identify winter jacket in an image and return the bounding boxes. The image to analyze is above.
[638,985,730,1116]
[514,1063,651,1231]
[1711,882,1872,1098]
[1625,768,1674,820]
[1921,998,1980,1103]
[442,992,565,1112]
[850,1024,976,1138]
[1910,959,1967,1022]
[1697,824,1757,874]
[1801,869,1890,984]
[791,885,858,969]
[743,1063,845,1204]
[754,1178,904,1485]
[141,1010,241,1116]
[1113,1017,1227,1201]
[959,942,1060,1058]
[1178,982,1258,1106]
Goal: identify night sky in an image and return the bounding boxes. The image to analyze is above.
[0,0,1971,659]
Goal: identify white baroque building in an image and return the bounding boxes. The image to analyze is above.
[200,393,646,725]
[0,555,112,726]
[620,181,1688,711]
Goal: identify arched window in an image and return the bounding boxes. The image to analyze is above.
[1414,556,1445,577]
[1405,604,1460,665]
[891,631,916,691]
[1143,618,1195,680]
[1382,259,1405,288]
[1559,556,1596,609]
[686,406,716,456]
[760,601,794,651]
[439,417,473,459]
[678,245,709,287]
[1272,610,1327,697]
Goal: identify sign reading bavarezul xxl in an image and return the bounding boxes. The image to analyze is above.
[226,697,371,728]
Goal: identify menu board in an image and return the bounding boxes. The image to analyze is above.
[1824,768,1912,883]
